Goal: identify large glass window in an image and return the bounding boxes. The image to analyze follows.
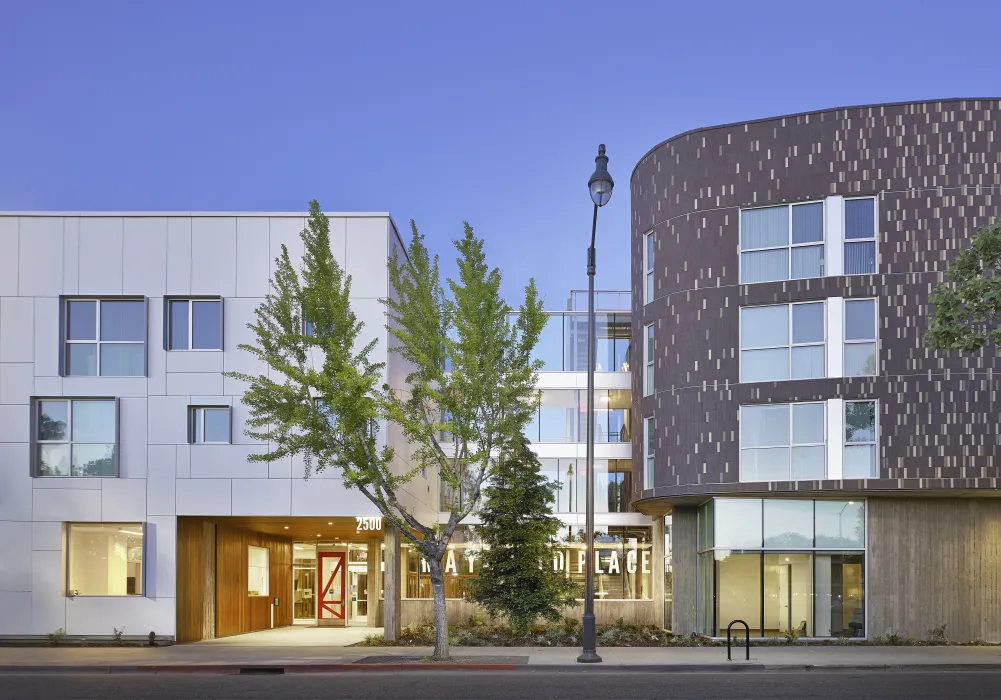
[844,198,876,275]
[740,302,825,382]
[544,458,633,514]
[168,298,223,350]
[67,523,143,596]
[644,232,655,304]
[533,313,565,370]
[740,202,824,283]
[189,406,232,444]
[564,312,631,372]
[740,403,825,481]
[538,390,577,442]
[248,546,269,596]
[844,299,877,376]
[34,398,117,477]
[844,401,877,479]
[525,390,632,444]
[64,299,146,376]
[697,499,866,638]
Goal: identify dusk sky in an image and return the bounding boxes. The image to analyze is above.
[3,1,1000,308]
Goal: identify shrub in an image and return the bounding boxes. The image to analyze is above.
[112,626,126,646]
[47,628,67,646]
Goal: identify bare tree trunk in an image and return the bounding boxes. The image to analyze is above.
[427,556,450,660]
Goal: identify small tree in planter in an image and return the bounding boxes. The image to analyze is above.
[469,436,579,634]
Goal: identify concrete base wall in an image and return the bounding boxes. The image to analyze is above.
[401,599,659,629]
[670,506,698,635]
[868,498,1001,642]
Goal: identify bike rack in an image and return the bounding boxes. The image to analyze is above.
[727,619,750,661]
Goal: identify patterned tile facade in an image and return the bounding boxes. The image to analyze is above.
[630,99,1001,505]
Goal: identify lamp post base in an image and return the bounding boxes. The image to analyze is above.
[577,613,602,663]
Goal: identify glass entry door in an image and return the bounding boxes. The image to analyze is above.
[317,552,346,624]
[293,543,317,623]
[349,570,369,625]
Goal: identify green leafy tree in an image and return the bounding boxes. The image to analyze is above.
[383,220,546,658]
[469,436,579,634]
[227,202,545,660]
[926,219,1001,353]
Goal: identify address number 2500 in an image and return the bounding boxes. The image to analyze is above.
[355,517,383,532]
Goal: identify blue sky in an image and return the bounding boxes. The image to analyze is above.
[2,1,1000,308]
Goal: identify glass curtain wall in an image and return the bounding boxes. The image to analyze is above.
[696,498,866,638]
[514,311,632,372]
[538,458,633,513]
[523,390,632,443]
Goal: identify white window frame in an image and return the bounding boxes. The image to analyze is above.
[738,401,827,482]
[188,406,232,444]
[166,298,224,351]
[738,201,826,284]
[843,297,878,377]
[32,397,120,477]
[644,323,654,396]
[643,231,655,304]
[739,301,826,383]
[844,399,878,479]
[643,416,655,488]
[62,298,147,377]
[843,197,878,276]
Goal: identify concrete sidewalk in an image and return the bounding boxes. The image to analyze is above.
[3,643,1001,672]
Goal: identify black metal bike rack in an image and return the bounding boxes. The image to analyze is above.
[727,619,750,661]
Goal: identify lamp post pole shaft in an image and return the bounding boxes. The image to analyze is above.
[579,203,602,663]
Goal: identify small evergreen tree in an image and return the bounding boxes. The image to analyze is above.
[469,435,579,634]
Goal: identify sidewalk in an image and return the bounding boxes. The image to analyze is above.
[3,643,1001,673]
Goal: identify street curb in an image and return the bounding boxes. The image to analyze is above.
[4,662,1001,674]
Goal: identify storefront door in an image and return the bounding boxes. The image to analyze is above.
[349,570,369,625]
[317,552,346,625]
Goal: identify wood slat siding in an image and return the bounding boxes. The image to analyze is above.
[869,498,1001,642]
[175,518,206,643]
[671,506,698,635]
[214,524,293,639]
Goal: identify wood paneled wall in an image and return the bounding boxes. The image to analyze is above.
[868,498,1001,642]
[176,518,293,642]
[214,524,293,638]
[175,518,206,643]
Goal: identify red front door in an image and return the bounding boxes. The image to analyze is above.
[317,552,346,623]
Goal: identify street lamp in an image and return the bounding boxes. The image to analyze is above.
[578,144,614,664]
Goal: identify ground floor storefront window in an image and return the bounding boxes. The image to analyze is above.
[697,499,865,638]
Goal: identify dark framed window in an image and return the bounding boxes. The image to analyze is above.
[166,298,223,350]
[844,198,876,275]
[67,523,144,596]
[32,397,119,477]
[62,298,146,376]
[188,406,232,444]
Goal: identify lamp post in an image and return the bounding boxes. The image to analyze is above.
[578,144,614,664]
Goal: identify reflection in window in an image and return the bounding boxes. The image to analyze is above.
[740,302,825,382]
[64,299,145,376]
[644,232,655,304]
[844,401,877,478]
[67,523,143,596]
[740,202,825,283]
[644,324,654,395]
[543,458,632,513]
[644,416,654,489]
[844,299,877,376]
[34,398,117,477]
[189,406,232,444]
[740,403,826,481]
[844,198,876,275]
[168,298,223,350]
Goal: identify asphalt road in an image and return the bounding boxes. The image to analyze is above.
[2,671,1000,699]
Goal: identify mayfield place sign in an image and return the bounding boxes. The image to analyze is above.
[417,545,653,577]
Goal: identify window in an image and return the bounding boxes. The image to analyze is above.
[644,232,655,304]
[34,398,117,477]
[697,498,866,638]
[740,202,824,283]
[644,416,655,488]
[248,546,269,596]
[167,298,223,350]
[189,406,232,444]
[844,299,877,376]
[524,389,632,444]
[844,400,877,478]
[844,198,876,275]
[67,523,143,596]
[644,324,654,396]
[740,302,825,382]
[63,298,146,376]
[740,402,825,481]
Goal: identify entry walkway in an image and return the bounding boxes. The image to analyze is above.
[196,626,380,647]
[3,644,1001,671]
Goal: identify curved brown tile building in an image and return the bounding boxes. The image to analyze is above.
[631,99,1001,641]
